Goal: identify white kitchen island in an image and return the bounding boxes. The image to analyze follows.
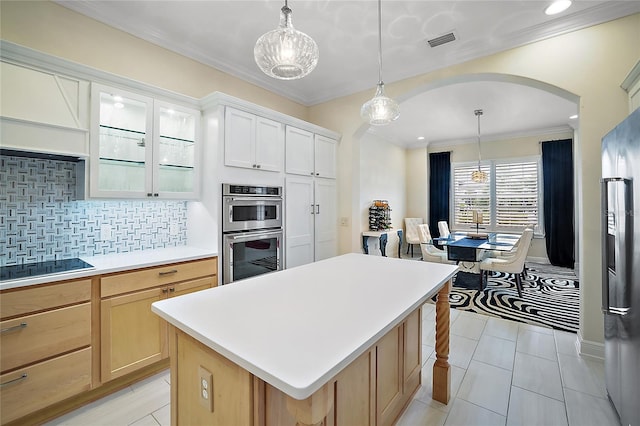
[152,253,457,425]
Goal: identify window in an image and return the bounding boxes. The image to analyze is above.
[452,157,542,233]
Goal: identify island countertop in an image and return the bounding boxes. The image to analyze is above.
[151,253,458,400]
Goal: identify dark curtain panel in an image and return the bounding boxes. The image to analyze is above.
[429,152,451,238]
[541,139,575,268]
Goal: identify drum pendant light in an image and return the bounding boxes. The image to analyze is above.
[360,0,399,125]
[254,0,319,80]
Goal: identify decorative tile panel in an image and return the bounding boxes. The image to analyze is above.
[1,154,187,266]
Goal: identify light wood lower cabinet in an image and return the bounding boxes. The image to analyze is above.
[0,348,92,424]
[0,278,92,425]
[0,256,217,425]
[169,306,420,426]
[1,302,91,372]
[101,287,167,381]
[101,260,217,382]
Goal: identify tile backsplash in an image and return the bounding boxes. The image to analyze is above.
[1,154,187,266]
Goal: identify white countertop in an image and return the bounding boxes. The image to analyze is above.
[151,253,458,400]
[362,228,401,237]
[0,246,218,291]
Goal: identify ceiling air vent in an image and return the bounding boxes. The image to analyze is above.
[427,32,457,48]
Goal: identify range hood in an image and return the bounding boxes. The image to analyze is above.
[0,60,90,159]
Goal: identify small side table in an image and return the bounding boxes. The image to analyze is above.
[362,229,404,258]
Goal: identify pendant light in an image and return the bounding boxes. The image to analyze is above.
[254,0,319,80]
[360,0,399,125]
[471,109,488,183]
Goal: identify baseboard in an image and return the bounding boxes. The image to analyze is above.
[577,330,605,360]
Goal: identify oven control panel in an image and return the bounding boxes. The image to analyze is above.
[223,184,281,197]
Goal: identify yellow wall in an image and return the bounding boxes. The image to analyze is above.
[0,0,308,120]
[309,14,640,347]
[3,0,639,348]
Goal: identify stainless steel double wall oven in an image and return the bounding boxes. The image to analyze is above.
[222,184,283,284]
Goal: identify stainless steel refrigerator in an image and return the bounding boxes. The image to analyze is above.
[601,106,640,426]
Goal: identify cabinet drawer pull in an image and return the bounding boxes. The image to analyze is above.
[169,287,175,293]
[1,322,27,334]
[0,373,27,387]
[162,288,169,293]
[159,270,178,276]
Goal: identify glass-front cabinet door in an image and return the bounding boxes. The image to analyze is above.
[90,84,200,199]
[154,102,199,198]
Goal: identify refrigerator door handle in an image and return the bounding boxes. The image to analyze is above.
[601,177,633,317]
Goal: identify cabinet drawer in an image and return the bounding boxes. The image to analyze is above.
[101,258,217,298]
[0,279,91,320]
[0,347,91,424]
[1,302,91,373]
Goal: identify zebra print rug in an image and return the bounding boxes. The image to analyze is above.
[441,262,579,333]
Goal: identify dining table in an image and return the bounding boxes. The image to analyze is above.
[429,231,522,289]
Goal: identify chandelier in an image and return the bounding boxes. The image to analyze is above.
[471,109,488,183]
[254,0,319,80]
[360,0,399,125]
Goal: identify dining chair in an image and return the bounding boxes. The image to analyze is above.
[417,224,455,264]
[479,228,534,297]
[404,218,423,257]
[437,221,451,239]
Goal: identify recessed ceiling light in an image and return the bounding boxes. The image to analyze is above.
[417,136,425,140]
[569,114,578,119]
[113,95,123,102]
[545,0,572,15]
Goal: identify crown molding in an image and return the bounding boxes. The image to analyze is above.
[55,0,310,106]
[301,2,640,106]
[201,92,341,141]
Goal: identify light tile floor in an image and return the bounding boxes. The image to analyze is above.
[46,306,619,426]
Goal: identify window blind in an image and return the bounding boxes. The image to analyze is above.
[453,164,490,227]
[451,158,541,232]
[495,161,539,229]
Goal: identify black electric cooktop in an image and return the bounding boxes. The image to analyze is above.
[0,258,95,281]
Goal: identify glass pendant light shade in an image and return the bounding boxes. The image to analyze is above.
[471,109,488,183]
[254,2,319,80]
[360,82,400,125]
[361,0,399,125]
[471,169,488,183]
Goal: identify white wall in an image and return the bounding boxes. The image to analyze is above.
[359,133,407,238]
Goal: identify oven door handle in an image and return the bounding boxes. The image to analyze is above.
[226,230,282,240]
[225,197,281,202]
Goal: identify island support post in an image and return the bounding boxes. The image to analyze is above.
[432,280,451,404]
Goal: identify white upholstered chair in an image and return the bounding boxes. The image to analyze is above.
[437,221,451,239]
[404,218,423,257]
[479,228,534,297]
[417,224,454,264]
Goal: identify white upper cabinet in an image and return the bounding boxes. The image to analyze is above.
[90,83,200,199]
[285,125,337,179]
[314,134,337,179]
[224,106,284,172]
[0,61,90,157]
[285,126,314,176]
